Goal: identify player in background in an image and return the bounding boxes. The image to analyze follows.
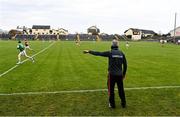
[17,40,34,64]
[24,39,33,51]
[75,33,80,46]
[126,41,129,49]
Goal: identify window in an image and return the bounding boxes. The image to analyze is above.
[49,30,53,34]
[133,31,139,35]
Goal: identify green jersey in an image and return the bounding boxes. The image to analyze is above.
[17,43,25,52]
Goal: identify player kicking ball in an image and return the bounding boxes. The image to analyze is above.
[17,40,34,64]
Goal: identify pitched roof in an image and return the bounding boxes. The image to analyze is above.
[87,26,100,33]
[125,28,155,34]
[140,29,155,34]
[32,25,50,29]
[88,26,99,30]
[58,28,68,32]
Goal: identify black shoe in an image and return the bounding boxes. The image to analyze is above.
[121,102,126,108]
[109,103,115,108]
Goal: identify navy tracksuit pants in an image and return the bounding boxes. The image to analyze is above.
[108,73,126,106]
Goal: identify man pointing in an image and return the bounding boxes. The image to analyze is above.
[83,39,127,108]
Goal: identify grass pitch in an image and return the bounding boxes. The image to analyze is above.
[0,40,179,116]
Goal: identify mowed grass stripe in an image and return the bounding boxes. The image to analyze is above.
[125,42,180,87]
[0,41,180,93]
[0,41,180,116]
[0,41,55,77]
[0,41,57,92]
[0,41,53,73]
[0,88,179,116]
[0,85,179,96]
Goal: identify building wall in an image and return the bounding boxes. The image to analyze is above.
[125,28,155,40]
[125,29,133,35]
[125,29,141,40]
[31,29,68,35]
[170,27,180,37]
[52,29,68,35]
[132,35,141,40]
[32,29,50,35]
[142,33,154,37]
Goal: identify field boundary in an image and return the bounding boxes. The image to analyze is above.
[0,85,179,96]
[0,42,55,77]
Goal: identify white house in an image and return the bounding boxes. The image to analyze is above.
[31,25,51,35]
[87,26,100,35]
[124,28,156,40]
[169,26,180,37]
[30,25,68,35]
[51,28,68,35]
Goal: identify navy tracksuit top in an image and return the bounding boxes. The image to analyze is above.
[89,47,127,76]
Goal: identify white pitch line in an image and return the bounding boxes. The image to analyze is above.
[0,85,179,96]
[124,85,180,90]
[0,42,55,77]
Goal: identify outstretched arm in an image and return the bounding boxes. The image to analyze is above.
[83,50,110,57]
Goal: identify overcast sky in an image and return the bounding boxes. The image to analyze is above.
[0,0,179,34]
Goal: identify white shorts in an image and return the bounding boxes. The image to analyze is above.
[19,50,27,57]
[25,46,30,49]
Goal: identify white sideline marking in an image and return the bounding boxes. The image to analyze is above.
[0,42,55,77]
[0,85,179,96]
